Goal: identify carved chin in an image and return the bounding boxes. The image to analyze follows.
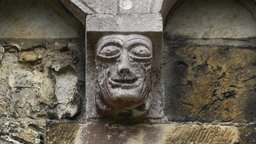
[101,78,149,109]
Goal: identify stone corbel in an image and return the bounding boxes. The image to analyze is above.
[61,0,170,121]
[86,14,165,120]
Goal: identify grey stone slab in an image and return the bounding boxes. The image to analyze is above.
[151,0,164,13]
[119,0,152,13]
[82,0,118,13]
[87,14,162,32]
[70,0,173,15]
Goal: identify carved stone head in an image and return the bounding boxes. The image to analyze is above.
[95,34,153,117]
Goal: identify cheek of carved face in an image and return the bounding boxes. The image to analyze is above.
[96,34,153,109]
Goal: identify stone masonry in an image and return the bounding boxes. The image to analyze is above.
[0,0,256,143]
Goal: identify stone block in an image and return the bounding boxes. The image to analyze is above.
[70,0,173,16]
[53,66,79,119]
[82,0,118,13]
[0,119,46,144]
[47,122,240,144]
[19,51,38,62]
[8,71,35,88]
[119,0,152,13]
[47,123,80,144]
[164,46,256,122]
[151,0,164,13]
[86,14,162,32]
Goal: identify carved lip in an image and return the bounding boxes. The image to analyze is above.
[108,77,141,89]
[112,77,137,83]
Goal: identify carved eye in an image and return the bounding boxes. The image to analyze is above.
[129,46,152,59]
[98,45,121,58]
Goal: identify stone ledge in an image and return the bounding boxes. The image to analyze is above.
[47,122,241,144]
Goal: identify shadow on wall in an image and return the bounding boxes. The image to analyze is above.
[163,0,256,122]
[0,0,83,38]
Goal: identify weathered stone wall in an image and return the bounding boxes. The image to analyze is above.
[164,0,256,122]
[0,40,84,119]
[0,0,84,143]
[0,0,256,143]
[163,0,256,143]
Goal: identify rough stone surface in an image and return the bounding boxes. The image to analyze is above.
[47,122,240,144]
[53,66,79,119]
[19,51,39,62]
[239,125,256,143]
[1,0,256,143]
[47,123,80,144]
[165,0,256,38]
[0,1,86,144]
[164,46,256,122]
[164,0,256,123]
[0,40,83,119]
[0,45,4,62]
[0,119,46,144]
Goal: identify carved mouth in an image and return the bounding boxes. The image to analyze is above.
[108,77,141,89]
[112,77,138,84]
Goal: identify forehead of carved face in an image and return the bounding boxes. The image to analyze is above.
[96,34,153,108]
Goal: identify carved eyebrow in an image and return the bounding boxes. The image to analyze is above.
[96,37,123,53]
[125,38,153,51]
[102,41,122,48]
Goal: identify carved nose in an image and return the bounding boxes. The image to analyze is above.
[119,68,131,76]
[118,51,131,76]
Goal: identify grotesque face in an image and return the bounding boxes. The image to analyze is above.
[96,34,153,109]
